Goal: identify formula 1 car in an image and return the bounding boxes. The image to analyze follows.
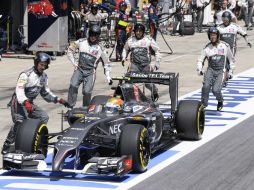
[2,72,205,177]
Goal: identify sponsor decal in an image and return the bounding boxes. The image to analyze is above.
[2,69,254,190]
[141,41,146,47]
[133,105,144,112]
[91,49,99,56]
[40,78,46,85]
[88,104,96,112]
[130,72,172,79]
[71,128,85,131]
[109,123,122,134]
[218,48,224,55]
[37,42,53,48]
[229,28,234,33]
[17,79,26,87]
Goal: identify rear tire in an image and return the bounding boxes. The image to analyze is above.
[120,124,150,172]
[175,100,205,140]
[15,119,48,156]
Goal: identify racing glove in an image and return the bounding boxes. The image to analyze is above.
[228,69,233,79]
[24,100,33,114]
[197,68,203,76]
[203,2,209,7]
[73,62,79,70]
[107,76,113,85]
[58,98,70,108]
[153,61,160,71]
[247,42,252,48]
[198,71,203,76]
[121,60,125,67]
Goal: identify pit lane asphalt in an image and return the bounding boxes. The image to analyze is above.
[130,115,254,190]
[0,22,253,188]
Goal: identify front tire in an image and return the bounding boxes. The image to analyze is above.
[120,124,151,172]
[175,100,205,140]
[15,119,48,156]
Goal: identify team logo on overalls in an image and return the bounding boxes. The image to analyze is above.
[218,48,224,55]
[91,49,98,56]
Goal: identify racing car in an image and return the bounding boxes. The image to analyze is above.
[2,72,205,177]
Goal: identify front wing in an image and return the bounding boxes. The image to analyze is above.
[3,152,132,177]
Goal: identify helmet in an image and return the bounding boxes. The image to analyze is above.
[222,11,232,25]
[150,0,158,6]
[119,1,127,10]
[207,27,220,41]
[89,24,101,36]
[134,23,146,39]
[34,52,51,69]
[88,25,101,44]
[91,3,98,15]
[105,97,123,114]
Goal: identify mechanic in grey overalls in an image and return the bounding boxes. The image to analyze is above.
[217,11,252,56]
[217,11,252,85]
[2,52,68,154]
[122,23,161,101]
[67,25,112,108]
[83,3,108,37]
[197,27,235,111]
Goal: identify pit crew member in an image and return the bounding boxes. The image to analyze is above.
[67,25,112,108]
[197,27,235,111]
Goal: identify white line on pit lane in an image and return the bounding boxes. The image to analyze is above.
[115,67,254,190]
[5,183,113,190]
[2,68,254,190]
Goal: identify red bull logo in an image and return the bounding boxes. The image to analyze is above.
[28,0,58,17]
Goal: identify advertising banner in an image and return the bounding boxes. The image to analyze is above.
[28,0,68,52]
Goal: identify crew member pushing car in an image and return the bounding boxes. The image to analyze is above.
[67,25,112,108]
[122,23,161,101]
[2,52,68,154]
[197,27,235,111]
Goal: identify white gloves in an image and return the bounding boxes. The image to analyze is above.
[197,68,203,76]
[155,61,160,71]
[228,69,233,79]
[107,76,113,85]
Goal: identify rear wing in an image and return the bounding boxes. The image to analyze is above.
[112,72,179,113]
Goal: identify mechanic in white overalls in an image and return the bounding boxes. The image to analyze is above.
[217,11,252,85]
[83,3,108,37]
[67,25,112,108]
[214,0,237,26]
[217,11,252,56]
[122,23,161,101]
[2,52,68,154]
[197,27,235,111]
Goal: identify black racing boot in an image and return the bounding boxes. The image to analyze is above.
[217,101,224,111]
[223,81,228,87]
[1,141,15,154]
[1,122,20,154]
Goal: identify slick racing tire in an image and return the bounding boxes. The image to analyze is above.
[15,119,48,156]
[175,100,205,140]
[120,124,151,172]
